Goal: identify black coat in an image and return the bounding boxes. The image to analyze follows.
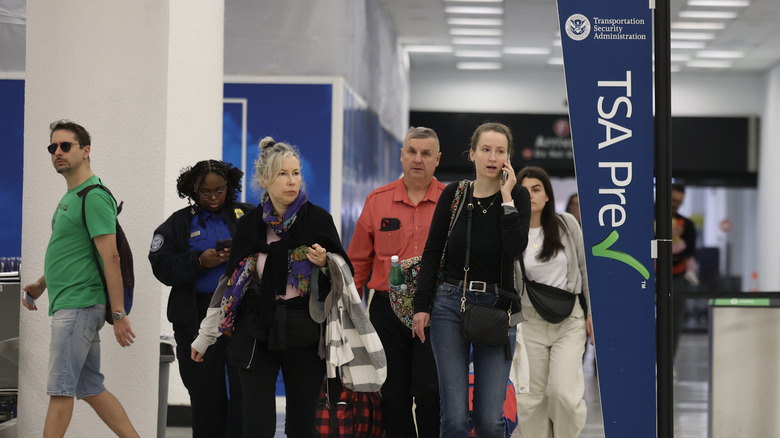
[224,201,352,366]
[149,202,254,327]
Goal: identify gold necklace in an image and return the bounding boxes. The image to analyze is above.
[530,227,543,249]
[475,193,499,214]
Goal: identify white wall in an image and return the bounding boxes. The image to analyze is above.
[19,1,224,436]
[224,0,408,139]
[411,66,568,114]
[161,0,227,407]
[671,73,765,116]
[411,66,765,116]
[757,64,780,291]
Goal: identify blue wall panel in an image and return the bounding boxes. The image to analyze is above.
[223,83,333,210]
[0,80,24,258]
[340,87,402,249]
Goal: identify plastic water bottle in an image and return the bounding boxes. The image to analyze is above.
[389,255,404,290]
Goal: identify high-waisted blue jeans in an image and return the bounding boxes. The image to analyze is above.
[430,281,516,438]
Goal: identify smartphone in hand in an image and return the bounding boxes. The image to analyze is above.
[24,291,35,306]
[501,170,508,185]
[216,238,232,252]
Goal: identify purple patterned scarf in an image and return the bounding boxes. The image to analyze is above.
[218,254,257,335]
[261,190,314,295]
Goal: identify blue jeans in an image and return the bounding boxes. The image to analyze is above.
[430,282,516,438]
[47,304,106,399]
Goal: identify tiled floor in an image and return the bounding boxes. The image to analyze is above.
[166,333,710,438]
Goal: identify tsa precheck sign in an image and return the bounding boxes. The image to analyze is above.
[556,1,656,437]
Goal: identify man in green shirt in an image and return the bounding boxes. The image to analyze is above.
[23,120,139,438]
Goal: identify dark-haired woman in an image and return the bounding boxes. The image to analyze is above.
[191,137,350,438]
[149,159,252,438]
[565,192,581,224]
[515,166,592,438]
[413,122,530,438]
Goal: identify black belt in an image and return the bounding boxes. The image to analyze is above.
[443,276,499,293]
[373,290,389,298]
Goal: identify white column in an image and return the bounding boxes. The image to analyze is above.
[19,1,224,437]
[757,65,780,291]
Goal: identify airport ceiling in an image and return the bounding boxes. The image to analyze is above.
[1,1,779,75]
[380,0,780,74]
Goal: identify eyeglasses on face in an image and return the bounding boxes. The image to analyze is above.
[199,188,227,198]
[47,142,79,154]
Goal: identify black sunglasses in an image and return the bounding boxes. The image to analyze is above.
[47,142,79,154]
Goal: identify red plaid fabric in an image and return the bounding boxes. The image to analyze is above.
[316,378,384,438]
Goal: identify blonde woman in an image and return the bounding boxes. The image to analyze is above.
[191,137,350,437]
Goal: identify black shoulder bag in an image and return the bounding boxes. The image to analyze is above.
[518,221,577,324]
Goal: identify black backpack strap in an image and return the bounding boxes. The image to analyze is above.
[77,183,118,294]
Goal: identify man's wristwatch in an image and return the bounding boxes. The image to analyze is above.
[112,311,126,321]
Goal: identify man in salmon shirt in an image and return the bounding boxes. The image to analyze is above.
[347,126,444,437]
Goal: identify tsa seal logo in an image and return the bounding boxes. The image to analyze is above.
[150,234,164,252]
[565,14,591,41]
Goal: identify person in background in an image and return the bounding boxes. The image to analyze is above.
[191,137,350,438]
[565,192,581,225]
[671,183,698,360]
[515,166,592,438]
[149,160,252,438]
[347,126,444,437]
[23,120,138,437]
[413,122,530,438]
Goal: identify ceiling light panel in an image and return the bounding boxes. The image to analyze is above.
[687,0,750,6]
[670,53,693,62]
[678,10,739,19]
[503,47,551,55]
[445,6,504,14]
[671,21,727,30]
[687,59,733,68]
[457,62,503,70]
[697,50,744,58]
[455,50,502,58]
[447,18,504,26]
[449,28,503,36]
[671,32,716,40]
[445,0,502,2]
[404,45,454,53]
[452,37,503,45]
[671,41,707,49]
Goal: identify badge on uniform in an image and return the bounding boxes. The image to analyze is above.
[381,217,400,231]
[150,234,164,252]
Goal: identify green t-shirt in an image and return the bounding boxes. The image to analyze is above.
[44,175,117,315]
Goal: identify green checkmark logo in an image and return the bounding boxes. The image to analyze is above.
[592,230,650,280]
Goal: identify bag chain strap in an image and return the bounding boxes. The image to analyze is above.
[460,184,474,312]
[439,181,467,284]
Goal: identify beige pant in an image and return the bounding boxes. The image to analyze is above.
[514,303,587,438]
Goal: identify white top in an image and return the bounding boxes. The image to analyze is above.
[521,226,569,308]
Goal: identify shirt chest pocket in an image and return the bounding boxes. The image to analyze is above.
[377,229,403,257]
[188,231,210,251]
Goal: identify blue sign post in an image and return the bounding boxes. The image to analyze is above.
[556,1,656,436]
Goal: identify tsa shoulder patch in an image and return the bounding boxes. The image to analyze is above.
[235,207,245,219]
[150,234,164,252]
